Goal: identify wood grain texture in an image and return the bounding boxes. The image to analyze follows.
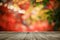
[0,32,60,40]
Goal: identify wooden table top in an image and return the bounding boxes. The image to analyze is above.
[0,31,60,40]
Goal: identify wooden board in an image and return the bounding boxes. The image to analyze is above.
[0,32,60,40]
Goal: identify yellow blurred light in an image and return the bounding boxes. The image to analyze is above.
[18,9,25,14]
[8,5,14,10]
[36,0,43,2]
[13,0,19,3]
[13,4,20,11]
[0,2,3,6]
[39,5,44,10]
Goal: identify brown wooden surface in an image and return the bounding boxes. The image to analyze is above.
[0,32,60,40]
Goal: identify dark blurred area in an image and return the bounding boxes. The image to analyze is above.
[53,0,60,31]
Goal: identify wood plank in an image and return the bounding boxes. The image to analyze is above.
[0,32,60,40]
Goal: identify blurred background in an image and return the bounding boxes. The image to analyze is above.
[0,0,60,32]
